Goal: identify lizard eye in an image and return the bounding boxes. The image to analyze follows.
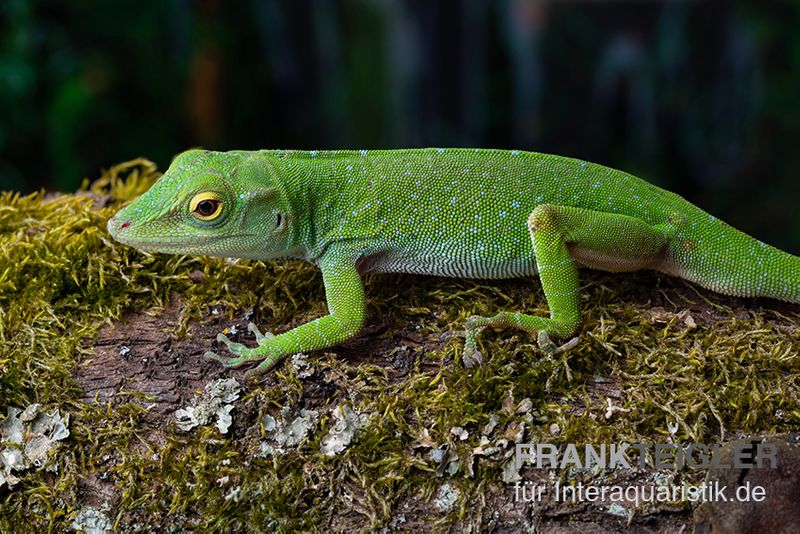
[190,192,223,221]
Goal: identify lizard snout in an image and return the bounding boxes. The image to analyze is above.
[107,216,131,238]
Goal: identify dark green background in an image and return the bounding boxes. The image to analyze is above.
[1,0,798,249]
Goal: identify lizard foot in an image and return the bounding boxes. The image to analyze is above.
[204,323,283,375]
[463,314,579,366]
[203,332,261,367]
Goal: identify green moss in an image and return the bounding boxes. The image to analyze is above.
[0,159,798,530]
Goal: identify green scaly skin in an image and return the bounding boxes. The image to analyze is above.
[107,148,800,378]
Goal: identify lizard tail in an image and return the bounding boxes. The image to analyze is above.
[667,216,800,304]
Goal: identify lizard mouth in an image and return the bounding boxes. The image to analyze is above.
[107,214,256,249]
[111,231,257,251]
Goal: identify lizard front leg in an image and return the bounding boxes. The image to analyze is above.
[464,204,671,365]
[205,247,366,377]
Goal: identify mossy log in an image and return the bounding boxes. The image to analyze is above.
[0,160,798,531]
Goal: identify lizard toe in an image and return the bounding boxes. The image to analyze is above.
[463,347,484,368]
[204,349,255,368]
[247,322,275,345]
[204,350,227,363]
[462,329,484,368]
[537,331,558,355]
[216,333,248,355]
[537,331,580,356]
[243,366,263,383]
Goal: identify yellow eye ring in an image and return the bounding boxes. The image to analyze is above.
[190,192,224,221]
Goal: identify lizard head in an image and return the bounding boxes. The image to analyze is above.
[107,149,296,260]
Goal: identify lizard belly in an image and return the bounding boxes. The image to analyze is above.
[357,249,538,279]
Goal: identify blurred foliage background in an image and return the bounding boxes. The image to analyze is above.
[0,0,798,248]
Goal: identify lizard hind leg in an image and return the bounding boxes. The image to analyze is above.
[463,204,670,367]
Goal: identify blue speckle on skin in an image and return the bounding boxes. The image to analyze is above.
[511,200,521,208]
[436,148,445,154]
[511,150,520,156]
[346,164,353,171]
[310,150,318,157]
[360,149,368,156]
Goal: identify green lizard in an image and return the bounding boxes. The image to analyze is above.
[107,148,800,377]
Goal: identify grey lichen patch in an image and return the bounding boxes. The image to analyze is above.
[290,353,315,378]
[174,378,242,434]
[449,426,469,441]
[259,406,318,456]
[606,502,634,520]
[71,504,113,534]
[433,482,460,512]
[0,404,70,489]
[431,443,461,477]
[319,404,369,456]
[502,458,523,484]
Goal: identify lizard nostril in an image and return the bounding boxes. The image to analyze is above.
[119,221,130,230]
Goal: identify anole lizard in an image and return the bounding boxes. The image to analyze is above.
[107,149,800,377]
